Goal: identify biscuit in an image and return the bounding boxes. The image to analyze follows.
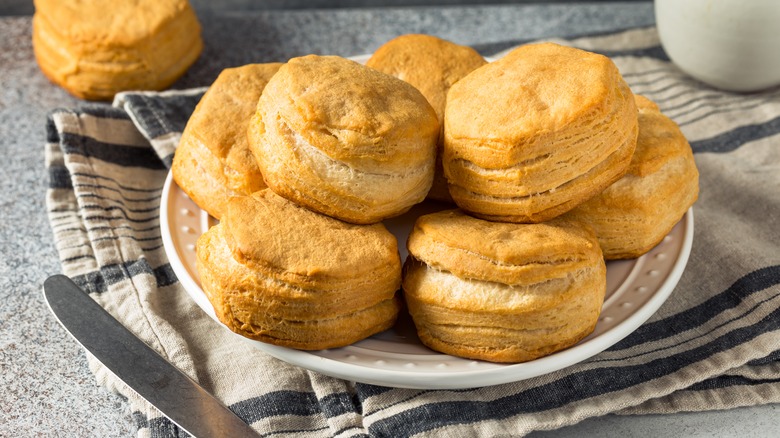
[32,0,202,100]
[248,55,439,224]
[172,63,283,219]
[367,34,487,202]
[565,95,699,259]
[196,189,403,350]
[443,42,638,223]
[403,210,606,363]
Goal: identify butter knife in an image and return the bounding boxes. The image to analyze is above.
[43,275,258,438]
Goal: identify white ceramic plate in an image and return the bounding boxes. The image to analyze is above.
[160,172,694,389]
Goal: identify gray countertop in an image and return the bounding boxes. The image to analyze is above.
[1,3,778,436]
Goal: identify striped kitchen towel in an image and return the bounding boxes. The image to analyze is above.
[45,27,780,437]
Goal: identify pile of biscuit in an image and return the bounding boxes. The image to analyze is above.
[172,35,699,363]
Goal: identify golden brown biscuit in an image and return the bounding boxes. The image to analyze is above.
[403,210,606,363]
[172,63,283,220]
[564,95,699,259]
[196,189,402,350]
[443,42,638,223]
[32,0,202,100]
[248,55,439,224]
[367,34,487,203]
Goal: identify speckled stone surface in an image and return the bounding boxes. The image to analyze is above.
[1,3,777,437]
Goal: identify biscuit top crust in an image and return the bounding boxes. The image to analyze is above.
[256,54,439,168]
[186,63,283,171]
[223,190,399,281]
[630,95,693,177]
[366,34,487,122]
[445,42,628,151]
[407,210,602,285]
[33,0,194,46]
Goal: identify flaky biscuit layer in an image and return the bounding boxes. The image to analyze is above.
[564,95,699,259]
[249,55,439,224]
[196,190,402,350]
[403,211,606,363]
[443,42,638,223]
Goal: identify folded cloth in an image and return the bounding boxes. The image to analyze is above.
[45,27,780,437]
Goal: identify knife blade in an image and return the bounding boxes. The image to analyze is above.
[43,274,259,438]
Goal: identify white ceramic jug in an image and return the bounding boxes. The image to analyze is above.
[655,0,780,92]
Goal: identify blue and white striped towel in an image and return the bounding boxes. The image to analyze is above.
[45,27,780,437]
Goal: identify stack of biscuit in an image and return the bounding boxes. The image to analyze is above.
[404,42,635,363]
[173,35,699,361]
[176,53,439,350]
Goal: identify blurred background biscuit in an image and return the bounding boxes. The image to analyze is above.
[32,0,202,100]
